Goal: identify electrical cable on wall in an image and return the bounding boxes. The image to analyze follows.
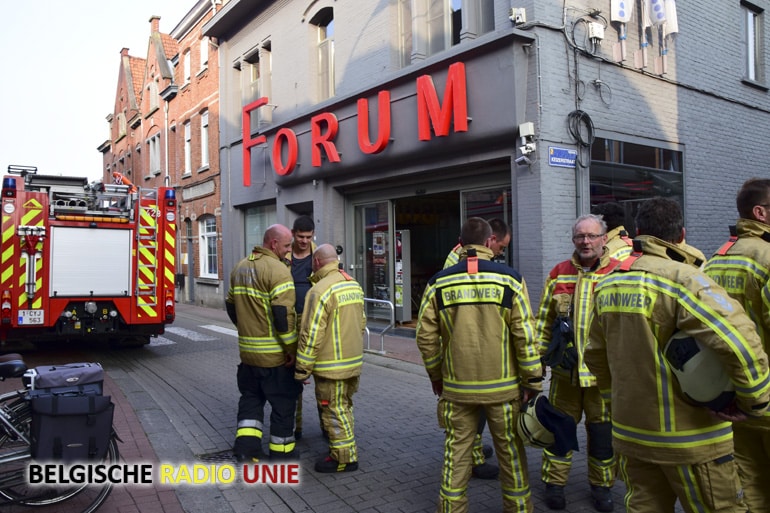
[567,110,594,168]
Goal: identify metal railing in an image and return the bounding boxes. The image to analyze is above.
[363,298,394,354]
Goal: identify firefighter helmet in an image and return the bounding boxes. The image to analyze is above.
[663,331,735,411]
[517,395,555,448]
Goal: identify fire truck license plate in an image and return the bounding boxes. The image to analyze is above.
[18,310,44,325]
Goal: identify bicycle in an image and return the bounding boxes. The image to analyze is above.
[0,354,120,513]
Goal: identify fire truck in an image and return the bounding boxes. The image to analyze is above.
[0,165,177,348]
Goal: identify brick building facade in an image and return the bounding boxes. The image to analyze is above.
[99,2,223,308]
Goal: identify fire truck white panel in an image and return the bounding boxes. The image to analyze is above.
[49,227,132,296]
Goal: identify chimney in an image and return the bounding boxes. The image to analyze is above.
[120,48,129,57]
[149,15,160,33]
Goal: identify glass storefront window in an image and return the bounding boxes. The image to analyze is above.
[244,203,277,252]
[590,137,683,234]
[461,188,513,266]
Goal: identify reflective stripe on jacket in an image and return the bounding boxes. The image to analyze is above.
[295,261,366,380]
[586,235,770,464]
[442,243,463,269]
[227,246,297,367]
[416,245,543,404]
[604,226,633,262]
[705,218,770,430]
[535,251,620,387]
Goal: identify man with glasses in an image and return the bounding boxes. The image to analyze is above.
[704,178,770,511]
[534,215,620,511]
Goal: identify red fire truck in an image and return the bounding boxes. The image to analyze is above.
[0,165,177,348]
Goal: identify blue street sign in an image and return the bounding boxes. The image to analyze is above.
[548,147,577,168]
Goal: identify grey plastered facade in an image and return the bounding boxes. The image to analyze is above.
[205,0,770,306]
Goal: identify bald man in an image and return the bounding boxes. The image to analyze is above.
[227,224,302,462]
[295,244,367,473]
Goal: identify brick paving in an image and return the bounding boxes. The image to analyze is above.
[0,303,633,512]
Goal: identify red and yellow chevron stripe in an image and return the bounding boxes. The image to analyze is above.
[136,197,159,319]
[1,203,15,294]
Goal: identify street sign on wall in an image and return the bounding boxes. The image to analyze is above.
[548,146,577,168]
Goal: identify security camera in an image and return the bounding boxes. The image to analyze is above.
[515,155,532,166]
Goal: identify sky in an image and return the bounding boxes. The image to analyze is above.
[0,1,197,182]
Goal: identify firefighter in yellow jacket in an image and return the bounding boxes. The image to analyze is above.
[417,217,543,513]
[226,224,302,462]
[535,214,620,512]
[704,178,770,512]
[441,217,513,480]
[295,244,366,473]
[585,197,770,513]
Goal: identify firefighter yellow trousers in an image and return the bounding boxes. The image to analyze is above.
[437,399,532,513]
[619,453,747,513]
[733,422,770,513]
[314,376,359,464]
[542,374,615,487]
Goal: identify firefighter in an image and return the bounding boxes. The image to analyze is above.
[226,224,303,462]
[295,244,366,473]
[443,217,511,268]
[704,178,770,512]
[535,214,620,512]
[417,217,542,513]
[285,215,317,441]
[441,218,512,479]
[585,197,770,513]
[591,202,632,262]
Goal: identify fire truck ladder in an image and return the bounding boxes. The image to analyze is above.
[136,188,159,307]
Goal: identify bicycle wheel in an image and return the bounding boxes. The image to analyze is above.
[0,389,120,513]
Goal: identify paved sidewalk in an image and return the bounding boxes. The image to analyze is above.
[155,303,627,513]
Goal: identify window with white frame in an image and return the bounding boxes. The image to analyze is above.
[261,42,273,124]
[426,0,459,55]
[311,8,334,100]
[184,121,192,175]
[148,133,161,175]
[199,37,209,72]
[743,1,765,83]
[183,49,191,84]
[412,0,492,60]
[243,51,261,134]
[198,216,218,279]
[200,110,209,168]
